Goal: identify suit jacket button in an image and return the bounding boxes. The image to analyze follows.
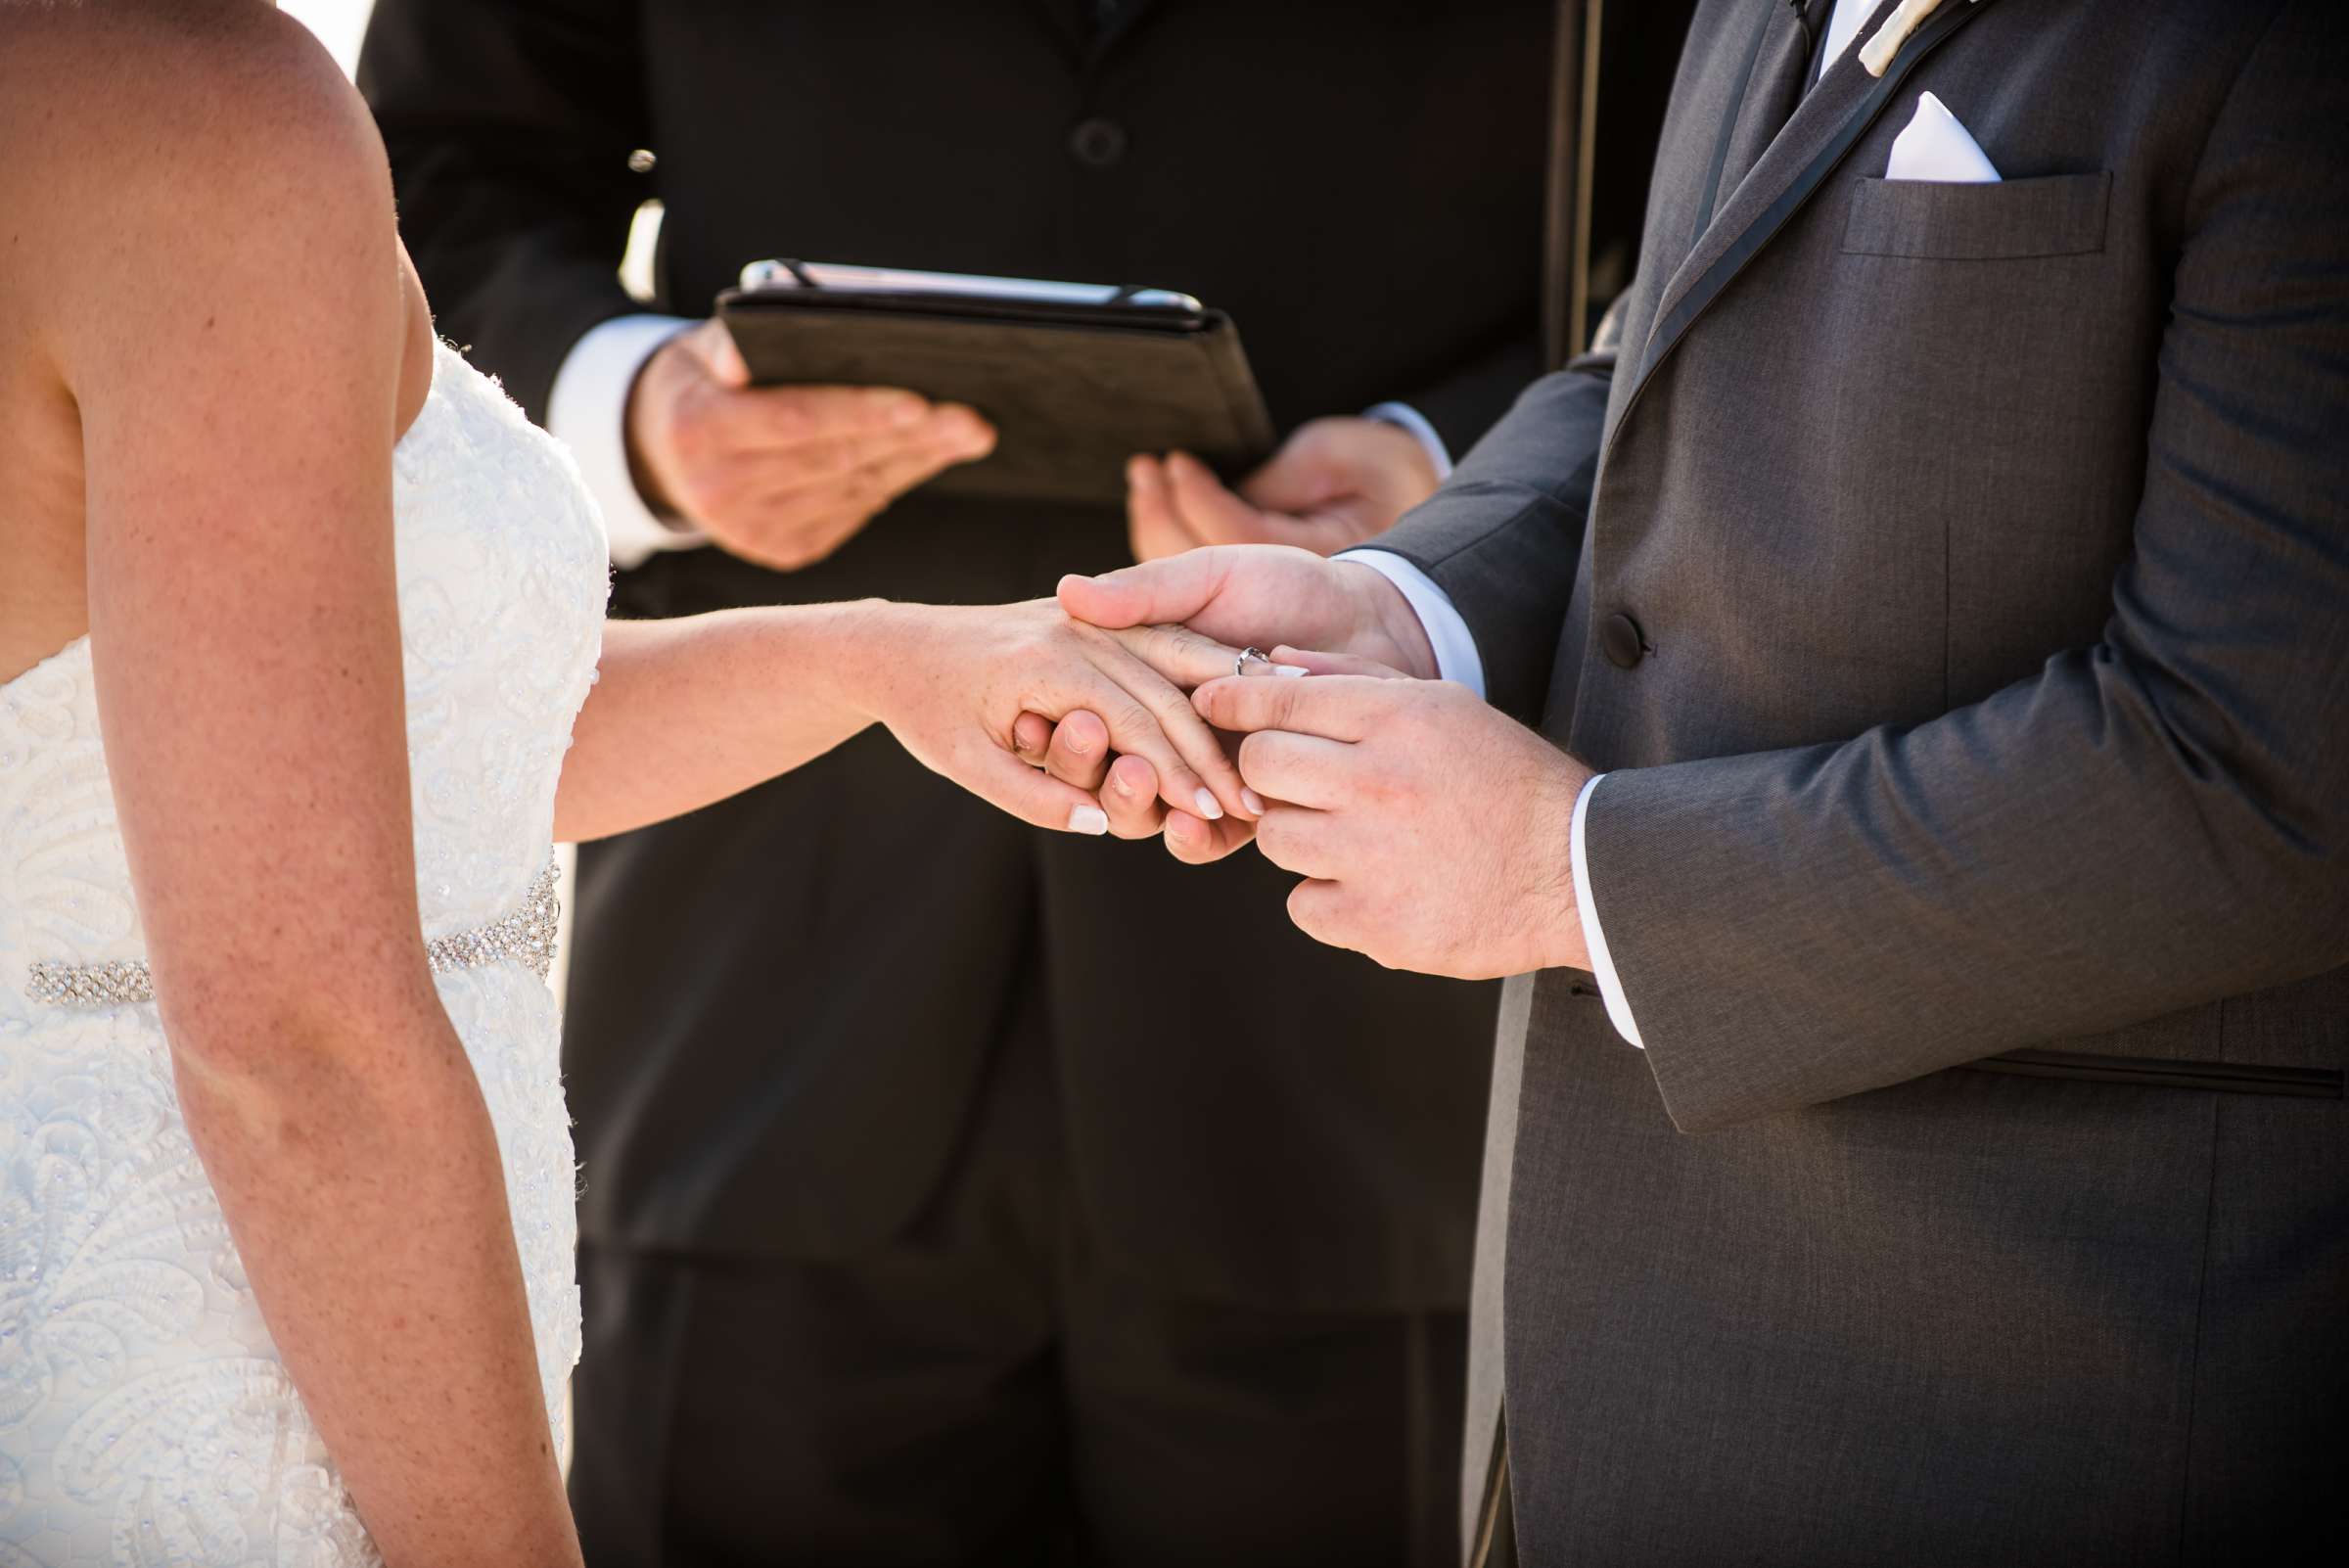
[1069,116,1128,169]
[1600,612,1646,669]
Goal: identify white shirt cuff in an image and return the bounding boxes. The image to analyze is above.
[1332,550,1486,699]
[547,312,705,571]
[1570,772,1644,1048]
[1362,401,1454,482]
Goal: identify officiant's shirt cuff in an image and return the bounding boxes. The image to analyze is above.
[548,313,705,571]
[1362,401,1454,482]
[1334,551,1486,699]
[1571,772,1645,1048]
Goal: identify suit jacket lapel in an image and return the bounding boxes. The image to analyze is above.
[1632,0,2004,395]
[1691,0,1814,239]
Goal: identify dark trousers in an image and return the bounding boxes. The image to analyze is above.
[569,1020,1467,1568]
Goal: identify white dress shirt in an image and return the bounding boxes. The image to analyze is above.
[1819,0,1872,81]
[546,312,701,571]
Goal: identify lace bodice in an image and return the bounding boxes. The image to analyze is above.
[0,343,608,1564]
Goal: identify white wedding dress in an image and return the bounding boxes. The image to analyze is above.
[0,344,608,1565]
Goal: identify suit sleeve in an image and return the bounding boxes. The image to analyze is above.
[1591,3,2349,1133]
[1366,320,1618,727]
[1392,331,1546,467]
[358,0,651,424]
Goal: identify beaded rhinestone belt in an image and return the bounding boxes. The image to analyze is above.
[24,860,561,1010]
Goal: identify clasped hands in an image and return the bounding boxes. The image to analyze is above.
[1004,546,1597,981]
[627,329,1593,977]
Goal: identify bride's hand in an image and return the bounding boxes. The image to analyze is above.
[1010,714,1265,859]
[1009,646,1393,861]
[848,600,1256,834]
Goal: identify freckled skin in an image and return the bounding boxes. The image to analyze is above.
[2,6,587,1562]
[2,10,1269,1556]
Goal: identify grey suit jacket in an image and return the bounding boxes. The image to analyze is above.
[1374,0,2349,1562]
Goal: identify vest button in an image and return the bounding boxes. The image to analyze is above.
[1600,612,1647,669]
[1068,116,1128,169]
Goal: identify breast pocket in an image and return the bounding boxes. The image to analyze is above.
[1842,171,2110,260]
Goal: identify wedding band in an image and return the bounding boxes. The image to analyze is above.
[1236,647,1272,677]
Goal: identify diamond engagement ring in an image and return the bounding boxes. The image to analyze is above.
[1235,647,1273,676]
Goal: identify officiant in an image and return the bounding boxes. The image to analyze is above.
[358,3,1676,1561]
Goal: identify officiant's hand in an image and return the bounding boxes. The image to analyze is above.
[626,320,996,572]
[1126,420,1439,562]
[1191,657,1596,979]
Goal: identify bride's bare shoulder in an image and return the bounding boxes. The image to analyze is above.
[0,3,393,299]
[0,2,368,134]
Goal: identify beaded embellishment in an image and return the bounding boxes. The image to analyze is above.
[24,858,561,1009]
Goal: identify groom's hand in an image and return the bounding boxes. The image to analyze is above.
[626,320,996,573]
[1057,544,1441,681]
[1192,667,1596,979]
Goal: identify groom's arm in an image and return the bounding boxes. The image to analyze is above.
[1590,11,2349,1133]
[1353,318,1620,727]
[358,0,650,427]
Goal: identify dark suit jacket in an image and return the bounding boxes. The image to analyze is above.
[1376,0,2349,1558]
[360,0,1562,1310]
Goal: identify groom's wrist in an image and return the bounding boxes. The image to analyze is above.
[1333,560,1441,681]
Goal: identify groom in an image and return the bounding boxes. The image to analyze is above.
[1068,0,2349,1561]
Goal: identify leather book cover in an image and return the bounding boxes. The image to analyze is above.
[716,288,1277,506]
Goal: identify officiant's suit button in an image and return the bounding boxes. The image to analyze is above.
[1601,612,1647,669]
[1069,117,1128,169]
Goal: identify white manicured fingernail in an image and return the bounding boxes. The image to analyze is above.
[1194,788,1225,821]
[1069,805,1110,836]
[1241,789,1267,815]
[1274,664,1310,677]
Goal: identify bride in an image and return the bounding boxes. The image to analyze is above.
[0,4,1254,1561]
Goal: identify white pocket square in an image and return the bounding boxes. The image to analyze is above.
[1886,91,2001,183]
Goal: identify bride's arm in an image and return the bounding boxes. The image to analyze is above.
[59,21,576,1566]
[555,604,1256,843]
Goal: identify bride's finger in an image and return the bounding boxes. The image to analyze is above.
[961,742,1113,837]
[1068,684,1230,824]
[1080,648,1255,821]
[1266,645,1412,680]
[1011,711,1054,764]
[1101,754,1168,839]
[1104,623,1253,690]
[1101,758,1253,854]
[1164,807,1258,865]
[1040,710,1112,793]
